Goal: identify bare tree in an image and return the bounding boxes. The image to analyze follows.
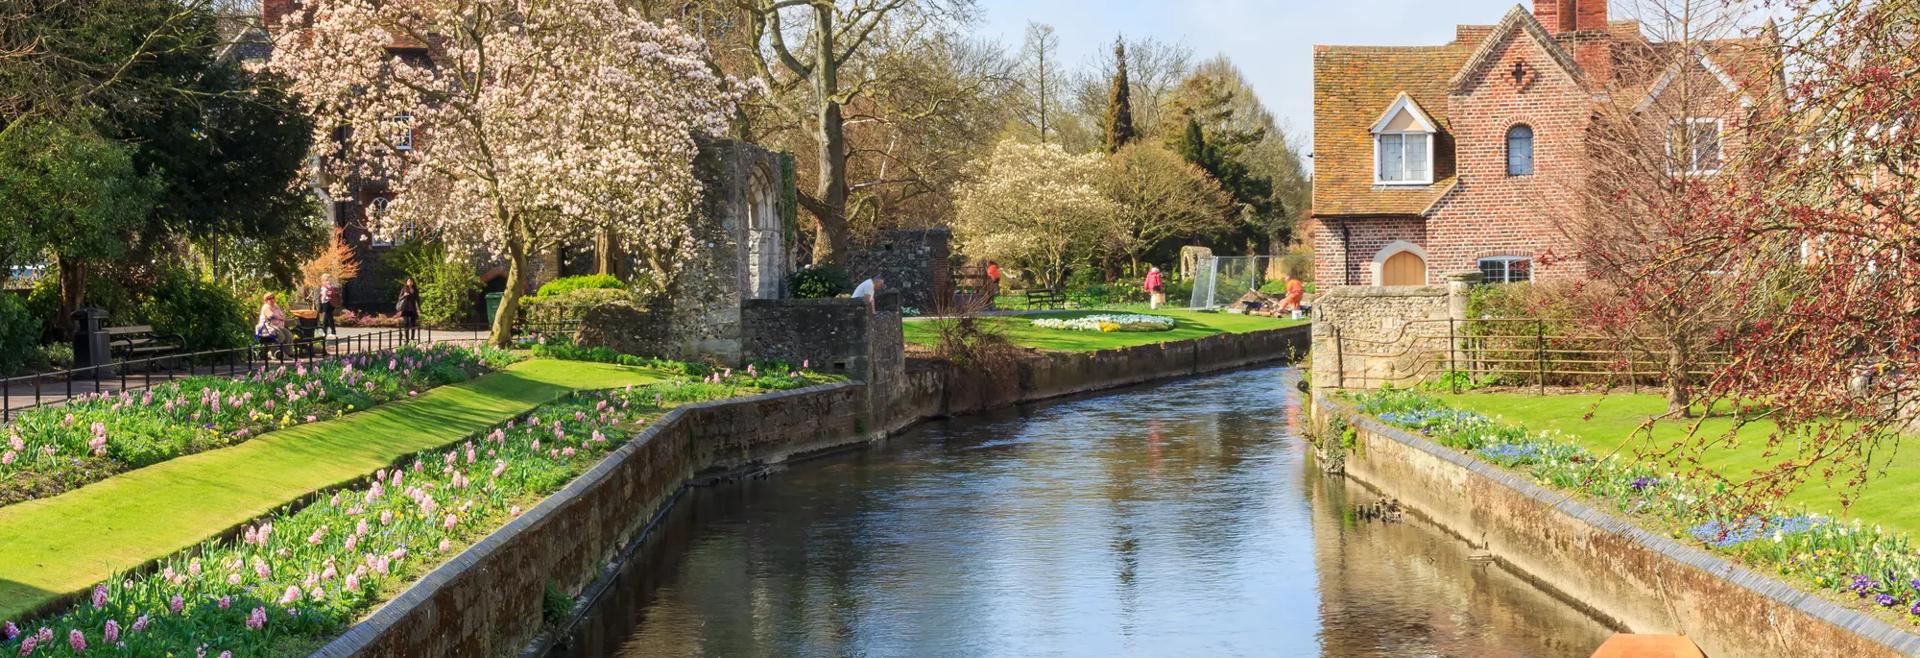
[1012,22,1065,143]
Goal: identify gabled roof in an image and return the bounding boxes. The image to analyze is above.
[1313,43,1474,218]
[1371,93,1438,133]
[1448,5,1587,95]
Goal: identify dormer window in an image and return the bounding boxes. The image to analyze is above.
[1372,93,1436,185]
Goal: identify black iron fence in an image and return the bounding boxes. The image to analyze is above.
[1,319,580,423]
[1325,317,1728,394]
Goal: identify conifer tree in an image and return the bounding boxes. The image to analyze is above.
[1104,38,1135,153]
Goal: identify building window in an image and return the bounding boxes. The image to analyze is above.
[1478,257,1532,284]
[367,196,404,247]
[1371,93,1436,185]
[1670,118,1722,175]
[393,114,414,152]
[1506,124,1534,176]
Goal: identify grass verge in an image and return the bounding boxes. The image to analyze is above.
[0,359,662,622]
[903,309,1304,352]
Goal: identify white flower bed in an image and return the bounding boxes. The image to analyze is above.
[1031,314,1176,333]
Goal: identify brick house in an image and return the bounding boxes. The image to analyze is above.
[1311,1,1774,287]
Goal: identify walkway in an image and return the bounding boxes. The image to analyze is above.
[0,359,662,621]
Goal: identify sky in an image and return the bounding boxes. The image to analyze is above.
[970,0,1534,150]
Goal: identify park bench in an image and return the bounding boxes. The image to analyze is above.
[254,314,326,361]
[1024,288,1065,310]
[105,325,184,362]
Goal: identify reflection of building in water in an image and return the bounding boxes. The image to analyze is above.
[1305,468,1614,657]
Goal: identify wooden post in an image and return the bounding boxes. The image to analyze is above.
[1536,320,1547,396]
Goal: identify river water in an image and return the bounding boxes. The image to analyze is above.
[558,366,1615,658]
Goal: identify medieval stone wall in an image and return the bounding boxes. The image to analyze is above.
[847,229,951,314]
[1310,283,1456,388]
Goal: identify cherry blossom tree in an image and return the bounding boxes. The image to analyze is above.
[952,139,1115,288]
[272,0,744,346]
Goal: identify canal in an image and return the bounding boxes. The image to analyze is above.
[558,365,1615,658]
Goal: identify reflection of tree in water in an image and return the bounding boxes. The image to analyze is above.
[1304,467,1614,657]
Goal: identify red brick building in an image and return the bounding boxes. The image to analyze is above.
[1311,1,1772,287]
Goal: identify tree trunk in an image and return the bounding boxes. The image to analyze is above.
[808,4,852,267]
[489,243,531,348]
[1666,335,1694,417]
[595,225,616,277]
[56,254,85,324]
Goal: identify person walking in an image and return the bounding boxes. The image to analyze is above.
[256,292,292,359]
[397,278,420,342]
[315,274,340,337]
[1144,266,1165,310]
[985,261,1002,299]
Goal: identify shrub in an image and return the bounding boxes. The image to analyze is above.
[789,264,850,299]
[520,288,636,325]
[0,293,41,375]
[138,270,252,351]
[536,274,626,298]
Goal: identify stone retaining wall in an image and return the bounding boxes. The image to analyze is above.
[1316,395,1920,658]
[313,324,1310,658]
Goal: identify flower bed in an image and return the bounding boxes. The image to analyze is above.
[1348,387,1920,622]
[525,335,841,391]
[0,344,515,507]
[0,376,795,657]
[1030,314,1175,333]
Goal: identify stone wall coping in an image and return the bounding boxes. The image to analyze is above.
[1317,394,1920,655]
[1316,285,1450,298]
[310,381,865,658]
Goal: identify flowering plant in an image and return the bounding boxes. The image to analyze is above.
[0,344,514,506]
[1,379,778,656]
[1030,314,1175,333]
[1352,388,1920,622]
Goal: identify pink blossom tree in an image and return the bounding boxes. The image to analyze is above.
[272,0,744,346]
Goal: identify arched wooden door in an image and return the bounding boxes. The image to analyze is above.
[1381,251,1427,286]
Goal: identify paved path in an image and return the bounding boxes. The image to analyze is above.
[0,359,661,621]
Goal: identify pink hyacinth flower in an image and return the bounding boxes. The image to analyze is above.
[91,585,107,609]
[130,615,149,633]
[169,594,184,614]
[246,607,267,630]
[67,630,84,652]
[218,596,231,609]
[278,585,301,605]
[103,620,119,644]
[17,635,35,656]
[444,514,458,530]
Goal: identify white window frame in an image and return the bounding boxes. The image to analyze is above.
[393,114,414,152]
[1370,93,1437,186]
[1477,256,1532,284]
[1669,117,1723,176]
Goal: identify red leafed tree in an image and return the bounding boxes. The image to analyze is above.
[1661,0,1920,504]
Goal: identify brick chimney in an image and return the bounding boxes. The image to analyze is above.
[1534,0,1608,33]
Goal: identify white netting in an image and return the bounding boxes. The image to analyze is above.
[1188,256,1284,309]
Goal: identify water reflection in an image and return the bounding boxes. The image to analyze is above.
[558,367,1613,658]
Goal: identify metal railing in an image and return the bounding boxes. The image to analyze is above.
[1,319,580,423]
[1325,317,1729,394]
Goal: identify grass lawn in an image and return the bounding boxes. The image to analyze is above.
[0,359,663,621]
[1439,392,1920,535]
[904,309,1306,352]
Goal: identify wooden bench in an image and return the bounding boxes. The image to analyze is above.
[105,325,184,362]
[1024,288,1065,310]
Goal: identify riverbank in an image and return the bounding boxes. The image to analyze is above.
[311,323,1311,658]
[1313,392,1920,658]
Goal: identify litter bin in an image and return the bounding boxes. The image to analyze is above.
[484,293,503,329]
[71,307,112,375]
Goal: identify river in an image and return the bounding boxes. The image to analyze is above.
[556,365,1615,658]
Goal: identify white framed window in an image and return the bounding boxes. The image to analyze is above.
[366,196,404,247]
[1478,257,1532,284]
[1669,118,1722,175]
[393,114,414,152]
[1506,124,1534,176]
[1371,93,1436,186]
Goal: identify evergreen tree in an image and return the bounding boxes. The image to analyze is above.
[1104,38,1135,153]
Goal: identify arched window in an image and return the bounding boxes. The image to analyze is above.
[1506,124,1534,176]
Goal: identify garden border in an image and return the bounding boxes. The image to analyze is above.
[1316,394,1920,658]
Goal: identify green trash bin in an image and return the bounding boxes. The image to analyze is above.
[484,292,504,329]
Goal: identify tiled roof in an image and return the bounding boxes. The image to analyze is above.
[1312,42,1475,218]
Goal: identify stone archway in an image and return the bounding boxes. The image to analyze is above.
[744,165,783,299]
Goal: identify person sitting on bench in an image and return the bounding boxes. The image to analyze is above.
[256,292,293,359]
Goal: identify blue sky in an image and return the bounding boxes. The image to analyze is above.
[971,0,1529,146]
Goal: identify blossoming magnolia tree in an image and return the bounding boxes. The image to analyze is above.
[272,0,744,346]
[952,139,1117,288]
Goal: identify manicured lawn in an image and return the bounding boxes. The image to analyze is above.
[1440,392,1920,534]
[0,359,663,621]
[904,309,1306,352]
